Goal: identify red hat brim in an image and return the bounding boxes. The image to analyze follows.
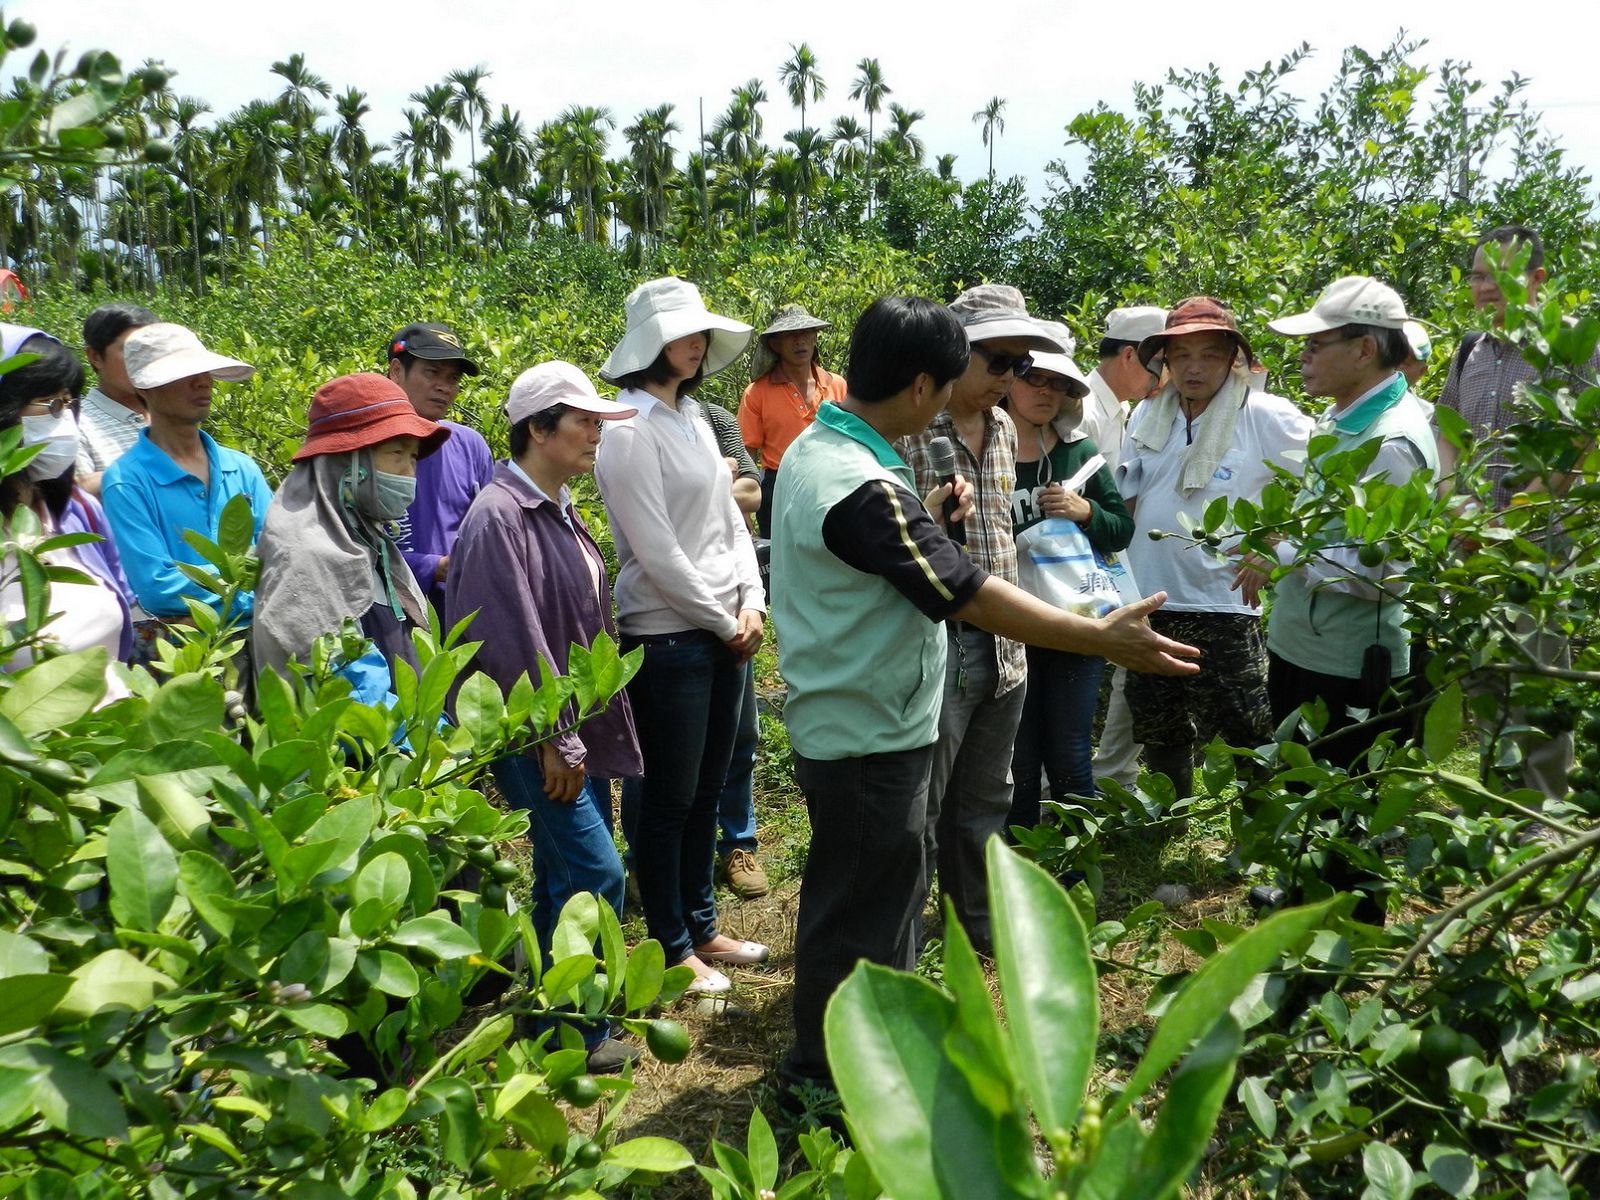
[292,411,451,461]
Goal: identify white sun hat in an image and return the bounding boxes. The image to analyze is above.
[599,277,752,383]
[1268,276,1410,336]
[506,361,639,424]
[1024,320,1092,399]
[124,323,254,390]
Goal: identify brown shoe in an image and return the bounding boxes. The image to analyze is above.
[720,848,769,899]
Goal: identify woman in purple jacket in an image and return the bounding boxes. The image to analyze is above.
[446,361,641,1073]
[2,329,135,674]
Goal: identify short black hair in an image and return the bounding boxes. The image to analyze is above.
[1478,225,1544,272]
[1339,324,1411,371]
[844,298,969,404]
[507,405,570,457]
[1097,337,1141,361]
[615,347,704,400]
[83,303,158,356]
[0,336,86,425]
[1,336,85,516]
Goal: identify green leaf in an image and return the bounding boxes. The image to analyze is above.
[940,898,1019,1116]
[179,850,237,937]
[283,1002,349,1038]
[353,853,411,927]
[357,949,420,997]
[364,1087,410,1132]
[748,1107,779,1191]
[1422,682,1464,764]
[1526,1166,1570,1200]
[623,938,665,1011]
[136,773,213,850]
[56,949,174,1021]
[454,671,505,748]
[447,1013,514,1068]
[1113,1018,1242,1200]
[390,914,479,960]
[1111,897,1338,1116]
[551,890,600,961]
[106,807,178,932]
[0,1043,128,1140]
[1422,1144,1479,1195]
[988,839,1095,1141]
[1238,1075,1276,1139]
[216,493,256,555]
[0,931,49,978]
[825,962,1036,1200]
[1361,1141,1415,1200]
[604,1136,696,1174]
[597,889,627,1005]
[0,646,109,733]
[144,672,225,742]
[0,975,72,1037]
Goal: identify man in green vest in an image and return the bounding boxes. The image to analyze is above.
[771,296,1201,1095]
[1240,275,1438,764]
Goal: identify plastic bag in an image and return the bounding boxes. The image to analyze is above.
[1015,517,1140,618]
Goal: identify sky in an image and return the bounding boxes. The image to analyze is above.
[27,0,1600,204]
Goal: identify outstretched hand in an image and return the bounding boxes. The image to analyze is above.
[1100,592,1201,675]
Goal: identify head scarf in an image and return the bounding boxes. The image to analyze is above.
[253,449,428,679]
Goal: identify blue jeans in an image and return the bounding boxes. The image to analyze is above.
[620,660,758,859]
[622,630,744,964]
[1009,647,1105,831]
[491,756,625,956]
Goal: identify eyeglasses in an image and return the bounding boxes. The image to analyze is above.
[971,344,1034,378]
[1019,370,1076,395]
[22,391,73,419]
[1303,333,1364,356]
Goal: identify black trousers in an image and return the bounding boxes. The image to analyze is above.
[783,744,935,1084]
[1267,651,1420,771]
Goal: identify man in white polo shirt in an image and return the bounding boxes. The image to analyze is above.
[76,303,159,495]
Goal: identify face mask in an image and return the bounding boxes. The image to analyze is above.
[364,469,417,521]
[20,412,80,481]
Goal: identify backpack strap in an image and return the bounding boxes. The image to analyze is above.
[1452,330,1485,379]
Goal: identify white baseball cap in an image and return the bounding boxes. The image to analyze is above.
[1022,320,1091,399]
[506,361,638,425]
[1402,320,1433,362]
[1268,276,1410,336]
[124,323,254,390]
[1104,305,1169,344]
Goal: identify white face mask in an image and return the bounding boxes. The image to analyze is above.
[20,412,80,481]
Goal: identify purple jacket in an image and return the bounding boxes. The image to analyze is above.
[60,490,135,661]
[396,419,495,609]
[446,464,642,778]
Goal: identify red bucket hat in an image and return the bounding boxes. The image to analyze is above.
[1137,295,1255,367]
[293,373,451,462]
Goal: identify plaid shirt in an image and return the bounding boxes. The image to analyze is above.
[898,408,1025,697]
[1439,334,1600,511]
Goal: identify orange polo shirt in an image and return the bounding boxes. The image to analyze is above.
[737,366,849,470]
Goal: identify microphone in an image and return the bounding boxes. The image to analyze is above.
[927,435,965,546]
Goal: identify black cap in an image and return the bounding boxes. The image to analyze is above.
[387,323,479,375]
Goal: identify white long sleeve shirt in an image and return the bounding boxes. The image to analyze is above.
[595,388,765,640]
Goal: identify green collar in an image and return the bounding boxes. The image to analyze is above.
[1325,372,1408,435]
[816,401,906,471]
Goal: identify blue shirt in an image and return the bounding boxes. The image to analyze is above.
[101,429,274,619]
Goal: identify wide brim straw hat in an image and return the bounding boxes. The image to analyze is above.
[293,373,450,462]
[124,322,255,390]
[761,304,832,340]
[1137,296,1254,367]
[600,277,752,383]
[949,283,1069,353]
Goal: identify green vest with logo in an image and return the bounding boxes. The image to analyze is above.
[1266,378,1438,679]
[772,405,948,759]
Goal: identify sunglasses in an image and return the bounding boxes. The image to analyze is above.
[23,391,74,419]
[971,344,1034,377]
[1019,370,1076,395]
